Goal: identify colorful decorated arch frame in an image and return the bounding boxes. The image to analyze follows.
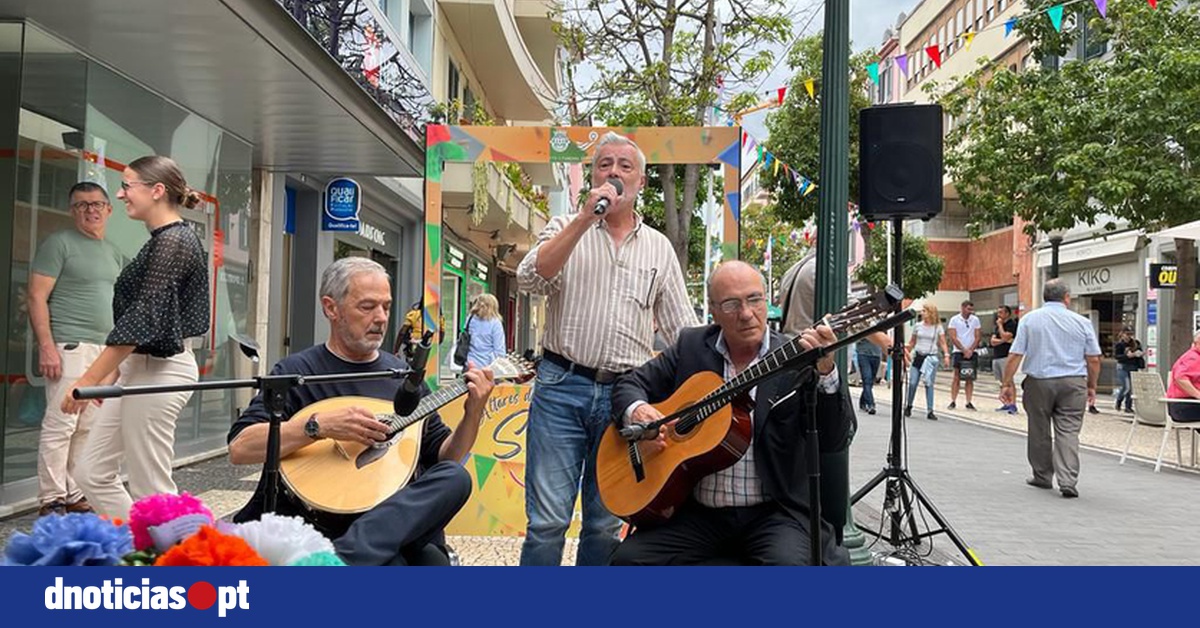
[422,125,743,383]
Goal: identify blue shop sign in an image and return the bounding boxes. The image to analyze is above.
[322,177,361,231]
[1148,301,1157,325]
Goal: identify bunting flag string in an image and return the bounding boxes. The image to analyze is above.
[714,0,1153,196]
[717,0,1146,123]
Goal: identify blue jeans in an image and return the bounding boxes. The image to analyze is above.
[857,354,880,409]
[905,355,937,413]
[1115,364,1133,411]
[520,359,623,566]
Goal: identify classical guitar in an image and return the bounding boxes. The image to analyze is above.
[597,287,911,526]
[279,353,534,515]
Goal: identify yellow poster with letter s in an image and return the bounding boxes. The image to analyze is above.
[440,383,583,537]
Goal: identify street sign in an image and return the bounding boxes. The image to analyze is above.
[1150,263,1177,289]
[322,177,361,232]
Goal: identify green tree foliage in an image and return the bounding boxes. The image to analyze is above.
[937,0,1200,361]
[558,0,796,272]
[855,225,946,300]
[761,34,875,225]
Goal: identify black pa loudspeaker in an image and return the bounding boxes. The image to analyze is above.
[859,103,943,221]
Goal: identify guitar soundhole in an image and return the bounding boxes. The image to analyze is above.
[670,412,702,440]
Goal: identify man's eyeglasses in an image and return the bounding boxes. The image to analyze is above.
[120,180,154,191]
[70,201,109,212]
[716,294,767,314]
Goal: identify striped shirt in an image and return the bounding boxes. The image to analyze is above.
[517,213,697,372]
[693,332,840,509]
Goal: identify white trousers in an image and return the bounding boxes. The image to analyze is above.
[75,350,198,518]
[37,342,104,506]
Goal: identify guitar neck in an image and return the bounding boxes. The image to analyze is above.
[380,380,469,434]
[669,310,915,425]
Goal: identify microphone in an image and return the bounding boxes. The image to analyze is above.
[593,177,624,215]
[619,422,659,442]
[394,331,433,416]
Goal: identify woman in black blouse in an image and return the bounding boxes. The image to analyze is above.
[62,155,210,518]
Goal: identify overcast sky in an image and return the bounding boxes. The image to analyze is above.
[740,0,920,139]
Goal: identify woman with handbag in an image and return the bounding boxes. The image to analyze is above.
[904,303,951,421]
[456,294,507,369]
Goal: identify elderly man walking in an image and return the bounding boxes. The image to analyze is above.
[1000,279,1100,498]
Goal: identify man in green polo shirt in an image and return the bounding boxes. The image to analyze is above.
[27,181,125,517]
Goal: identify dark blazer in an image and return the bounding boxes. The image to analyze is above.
[612,324,856,546]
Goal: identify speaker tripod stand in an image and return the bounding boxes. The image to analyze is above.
[850,218,981,566]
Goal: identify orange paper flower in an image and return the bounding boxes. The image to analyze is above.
[154,526,268,567]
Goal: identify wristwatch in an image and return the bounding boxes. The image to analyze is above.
[304,414,321,440]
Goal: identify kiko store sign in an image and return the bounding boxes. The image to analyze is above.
[1060,262,1140,295]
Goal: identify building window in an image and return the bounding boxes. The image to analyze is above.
[987,2,995,22]
[448,59,460,104]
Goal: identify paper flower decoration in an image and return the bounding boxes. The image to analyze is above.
[3,512,133,566]
[128,493,213,551]
[227,514,335,566]
[288,551,346,567]
[154,526,268,567]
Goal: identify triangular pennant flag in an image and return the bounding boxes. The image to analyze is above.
[926,45,942,69]
[964,31,976,51]
[1094,0,1107,17]
[773,159,780,176]
[1005,18,1017,37]
[777,87,787,104]
[867,62,880,85]
[763,152,772,168]
[896,54,909,77]
[742,131,748,146]
[1148,0,1157,7]
[790,170,799,186]
[1047,4,1065,32]
[804,78,815,101]
[473,454,496,490]
[757,145,764,164]
[803,182,818,197]
[798,178,810,195]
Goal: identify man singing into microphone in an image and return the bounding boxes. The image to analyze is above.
[516,132,698,565]
[226,257,495,565]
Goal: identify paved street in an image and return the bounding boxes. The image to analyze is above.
[3,374,1198,565]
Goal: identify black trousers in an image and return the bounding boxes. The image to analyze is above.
[610,500,850,566]
[1169,402,1200,423]
[333,460,472,566]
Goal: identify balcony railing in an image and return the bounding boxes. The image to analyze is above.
[277,0,433,143]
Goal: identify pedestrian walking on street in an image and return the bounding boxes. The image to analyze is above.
[856,336,884,415]
[904,303,950,421]
[1113,329,1144,414]
[1001,279,1101,499]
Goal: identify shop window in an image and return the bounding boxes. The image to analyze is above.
[4,24,255,485]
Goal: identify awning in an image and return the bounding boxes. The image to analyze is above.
[1151,220,1200,242]
[1035,230,1141,268]
[0,0,425,176]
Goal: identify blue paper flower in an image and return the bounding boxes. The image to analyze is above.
[4,513,133,566]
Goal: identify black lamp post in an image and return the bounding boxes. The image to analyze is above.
[1047,229,1067,279]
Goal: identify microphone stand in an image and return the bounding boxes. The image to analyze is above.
[73,341,410,513]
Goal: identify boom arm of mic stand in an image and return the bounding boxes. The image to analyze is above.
[75,367,411,514]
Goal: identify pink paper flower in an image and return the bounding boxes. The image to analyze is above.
[128,493,213,551]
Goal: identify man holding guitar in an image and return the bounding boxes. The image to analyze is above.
[609,261,855,565]
[226,258,495,566]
